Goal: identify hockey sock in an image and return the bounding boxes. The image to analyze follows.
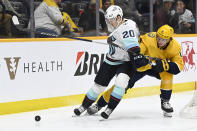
[97,96,108,107]
[160,89,172,101]
[83,86,102,108]
[82,95,95,109]
[107,95,121,110]
[107,86,125,110]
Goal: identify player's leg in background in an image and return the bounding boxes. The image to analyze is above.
[141,70,174,117]
[131,70,174,117]
[73,62,119,116]
[159,72,173,117]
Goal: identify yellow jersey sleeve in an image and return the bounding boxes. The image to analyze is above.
[136,34,153,72]
[137,33,183,73]
[169,39,184,71]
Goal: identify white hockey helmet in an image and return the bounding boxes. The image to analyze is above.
[105,5,123,31]
[105,5,123,21]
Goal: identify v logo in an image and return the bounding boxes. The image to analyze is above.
[4,57,21,80]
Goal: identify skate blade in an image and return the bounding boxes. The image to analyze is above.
[99,115,109,121]
[163,111,172,118]
[72,114,79,117]
[99,117,108,121]
[99,118,105,121]
[72,111,88,117]
[72,112,100,118]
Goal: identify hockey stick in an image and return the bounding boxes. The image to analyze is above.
[38,31,130,50]
[37,31,159,63]
[38,31,108,45]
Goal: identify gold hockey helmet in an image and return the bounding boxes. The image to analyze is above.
[157,25,174,39]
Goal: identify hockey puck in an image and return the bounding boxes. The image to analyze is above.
[35,115,41,121]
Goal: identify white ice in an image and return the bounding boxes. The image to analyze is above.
[0,91,197,131]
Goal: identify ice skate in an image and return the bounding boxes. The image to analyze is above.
[101,108,113,119]
[87,104,102,115]
[161,99,173,117]
[73,105,86,116]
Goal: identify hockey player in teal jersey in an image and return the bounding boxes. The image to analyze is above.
[73,5,149,119]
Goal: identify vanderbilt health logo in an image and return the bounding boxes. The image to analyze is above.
[74,51,105,76]
[4,57,21,80]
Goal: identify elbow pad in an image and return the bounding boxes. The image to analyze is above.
[128,47,140,59]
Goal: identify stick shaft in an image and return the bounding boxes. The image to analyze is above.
[39,31,108,45]
[38,31,159,62]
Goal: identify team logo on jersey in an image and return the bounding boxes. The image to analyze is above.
[181,41,197,72]
[4,57,21,80]
[74,51,105,76]
[147,32,155,38]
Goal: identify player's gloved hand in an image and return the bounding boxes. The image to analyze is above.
[152,59,169,73]
[133,54,149,68]
[107,36,116,45]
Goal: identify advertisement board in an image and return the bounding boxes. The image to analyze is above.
[0,40,108,102]
[0,36,196,114]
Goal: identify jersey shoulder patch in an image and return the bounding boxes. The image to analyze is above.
[147,32,156,38]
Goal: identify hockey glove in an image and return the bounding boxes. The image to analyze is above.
[133,54,149,68]
[152,59,169,73]
[107,36,116,45]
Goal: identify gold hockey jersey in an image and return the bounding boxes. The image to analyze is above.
[137,32,184,72]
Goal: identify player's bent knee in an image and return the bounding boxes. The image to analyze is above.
[92,83,106,94]
[115,73,130,89]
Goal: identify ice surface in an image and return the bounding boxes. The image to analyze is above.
[0,91,196,131]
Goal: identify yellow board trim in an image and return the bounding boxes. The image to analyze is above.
[1,34,197,43]
[123,81,195,99]
[0,81,195,115]
[173,34,197,37]
[0,36,108,43]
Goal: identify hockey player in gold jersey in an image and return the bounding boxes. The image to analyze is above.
[87,24,184,118]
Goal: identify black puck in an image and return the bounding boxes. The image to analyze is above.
[35,115,41,121]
